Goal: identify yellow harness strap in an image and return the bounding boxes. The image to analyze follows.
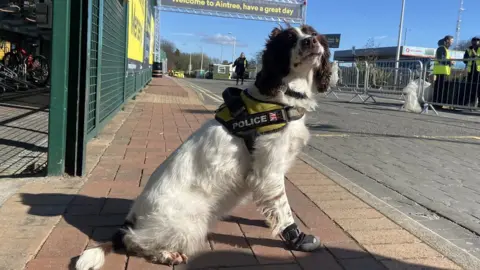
[215,87,305,151]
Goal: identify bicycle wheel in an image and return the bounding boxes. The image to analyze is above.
[28,55,49,86]
[0,3,20,13]
[2,52,21,73]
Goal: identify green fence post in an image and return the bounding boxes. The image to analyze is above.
[94,0,104,131]
[123,1,129,102]
[64,0,88,176]
[47,0,71,176]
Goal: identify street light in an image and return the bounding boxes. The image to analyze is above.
[228,32,236,63]
[220,44,223,63]
[198,44,204,72]
[182,43,192,74]
[394,0,406,87]
[403,28,411,46]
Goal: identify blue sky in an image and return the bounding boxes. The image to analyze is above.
[159,0,480,62]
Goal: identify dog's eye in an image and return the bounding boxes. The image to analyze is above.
[311,32,317,36]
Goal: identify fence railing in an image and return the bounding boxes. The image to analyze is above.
[326,58,479,114]
[325,61,366,102]
[421,57,479,112]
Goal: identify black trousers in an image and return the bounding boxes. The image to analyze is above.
[433,75,448,104]
[433,74,479,107]
[467,70,480,85]
[467,71,480,106]
[236,70,245,84]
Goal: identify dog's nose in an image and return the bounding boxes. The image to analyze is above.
[301,36,317,48]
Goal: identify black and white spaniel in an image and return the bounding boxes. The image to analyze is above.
[76,23,332,269]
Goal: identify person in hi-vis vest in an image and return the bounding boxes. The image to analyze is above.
[433,35,455,104]
[233,52,248,85]
[463,37,480,86]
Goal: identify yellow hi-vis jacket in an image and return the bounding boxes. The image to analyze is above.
[466,47,480,73]
[433,46,451,76]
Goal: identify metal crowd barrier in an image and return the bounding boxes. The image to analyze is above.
[325,58,480,114]
[421,57,479,113]
[325,61,367,102]
[363,60,425,103]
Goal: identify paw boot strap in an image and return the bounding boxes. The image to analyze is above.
[281,223,321,252]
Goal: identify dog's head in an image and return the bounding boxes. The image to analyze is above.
[255,24,332,97]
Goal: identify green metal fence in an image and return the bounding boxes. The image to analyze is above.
[47,0,153,176]
[85,0,152,140]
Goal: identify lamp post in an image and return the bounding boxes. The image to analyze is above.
[198,44,204,72]
[189,53,192,74]
[403,28,410,46]
[220,44,223,63]
[182,43,192,74]
[228,32,236,63]
[394,0,406,87]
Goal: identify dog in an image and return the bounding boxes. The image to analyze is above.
[75,24,332,270]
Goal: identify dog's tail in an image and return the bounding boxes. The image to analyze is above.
[75,228,126,270]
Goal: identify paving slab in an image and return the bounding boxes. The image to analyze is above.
[0,77,465,270]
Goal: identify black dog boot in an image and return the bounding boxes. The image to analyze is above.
[281,223,321,252]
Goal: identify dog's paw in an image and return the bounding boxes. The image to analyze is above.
[281,223,322,252]
[286,233,322,252]
[150,251,188,265]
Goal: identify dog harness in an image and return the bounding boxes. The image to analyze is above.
[214,87,306,152]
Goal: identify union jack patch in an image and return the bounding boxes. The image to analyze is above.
[269,112,278,121]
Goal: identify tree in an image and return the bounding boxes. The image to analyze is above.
[161,40,177,70]
[362,37,381,63]
[254,50,263,64]
[360,38,387,88]
[160,38,219,71]
[455,39,471,51]
[252,50,264,71]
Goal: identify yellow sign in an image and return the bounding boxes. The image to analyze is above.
[128,0,146,63]
[0,41,11,61]
[149,16,154,65]
[160,0,303,20]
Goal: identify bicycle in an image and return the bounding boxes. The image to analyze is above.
[0,0,36,22]
[2,43,50,86]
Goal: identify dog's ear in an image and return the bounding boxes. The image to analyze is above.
[255,48,287,96]
[255,26,291,96]
[314,34,332,93]
[269,27,282,40]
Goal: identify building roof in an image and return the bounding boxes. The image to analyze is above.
[334,46,399,61]
[333,45,465,61]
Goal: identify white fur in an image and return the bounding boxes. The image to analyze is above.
[402,79,432,113]
[75,27,326,269]
[329,61,339,88]
[76,248,105,270]
[291,27,324,72]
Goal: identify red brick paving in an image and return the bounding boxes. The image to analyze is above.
[20,77,461,270]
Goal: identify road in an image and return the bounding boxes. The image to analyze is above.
[179,77,480,264]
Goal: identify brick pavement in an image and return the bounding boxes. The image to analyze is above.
[0,77,463,270]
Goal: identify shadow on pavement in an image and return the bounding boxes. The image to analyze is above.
[20,193,449,270]
[0,93,50,177]
[182,109,215,115]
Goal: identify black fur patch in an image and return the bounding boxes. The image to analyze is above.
[111,219,135,251]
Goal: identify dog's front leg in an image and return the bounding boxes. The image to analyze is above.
[246,171,321,252]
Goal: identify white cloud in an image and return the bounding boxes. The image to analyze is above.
[200,33,248,48]
[373,35,388,40]
[171,32,196,36]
